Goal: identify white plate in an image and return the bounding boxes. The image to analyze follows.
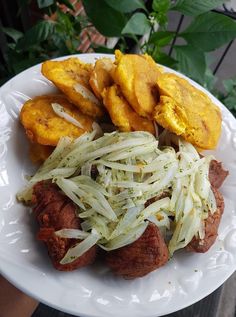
[0,54,236,317]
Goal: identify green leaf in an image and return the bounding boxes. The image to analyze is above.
[1,27,23,43]
[56,9,73,33]
[16,20,55,50]
[7,43,16,50]
[171,0,225,16]
[151,0,170,27]
[203,67,217,91]
[205,53,216,67]
[92,45,114,54]
[223,78,236,93]
[57,0,75,11]
[103,0,146,13]
[220,78,236,115]
[122,13,150,35]
[155,12,168,27]
[50,33,72,55]
[153,52,177,68]
[221,77,236,116]
[37,0,54,8]
[73,20,82,33]
[152,0,170,13]
[174,45,206,84]
[223,95,236,110]
[149,31,174,46]
[181,12,236,52]
[83,0,126,37]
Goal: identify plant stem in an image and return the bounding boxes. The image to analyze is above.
[213,40,234,75]
[168,14,184,56]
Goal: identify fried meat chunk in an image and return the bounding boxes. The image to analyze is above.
[186,188,224,253]
[42,58,104,118]
[113,50,161,118]
[102,85,155,134]
[32,181,96,271]
[209,160,229,189]
[20,94,93,146]
[153,73,222,149]
[106,223,168,279]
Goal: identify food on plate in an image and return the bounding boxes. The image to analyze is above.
[89,57,114,100]
[32,181,97,271]
[209,160,229,189]
[29,143,54,164]
[36,53,222,151]
[17,129,228,278]
[102,84,155,134]
[186,187,224,253]
[42,58,104,118]
[186,161,228,252]
[113,50,161,118]
[154,73,222,149]
[16,52,228,279]
[106,223,168,279]
[20,94,93,146]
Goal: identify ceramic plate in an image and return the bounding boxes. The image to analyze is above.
[0,54,236,317]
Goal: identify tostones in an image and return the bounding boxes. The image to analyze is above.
[113,50,161,118]
[41,58,104,118]
[102,85,155,134]
[29,143,54,164]
[89,58,114,100]
[154,73,222,149]
[20,94,93,146]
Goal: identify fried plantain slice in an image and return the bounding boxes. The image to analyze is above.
[20,95,93,146]
[113,50,161,118]
[41,58,104,118]
[89,58,114,100]
[29,143,54,164]
[154,73,222,149]
[102,85,155,134]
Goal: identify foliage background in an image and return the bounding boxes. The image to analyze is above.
[0,0,236,116]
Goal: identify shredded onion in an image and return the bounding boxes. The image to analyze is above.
[17,130,217,262]
[55,229,90,239]
[51,103,84,129]
[74,83,101,106]
[60,229,100,264]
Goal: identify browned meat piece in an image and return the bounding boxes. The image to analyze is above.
[106,223,168,279]
[91,165,99,180]
[32,181,96,271]
[209,160,229,189]
[144,192,170,208]
[186,187,224,253]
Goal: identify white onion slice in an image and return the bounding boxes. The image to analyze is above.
[74,83,101,106]
[60,229,100,264]
[55,229,90,239]
[51,103,84,129]
[92,121,103,138]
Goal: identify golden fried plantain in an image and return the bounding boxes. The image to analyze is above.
[154,73,222,149]
[20,95,93,146]
[29,143,54,164]
[102,85,155,134]
[41,58,104,118]
[89,58,114,100]
[113,50,161,118]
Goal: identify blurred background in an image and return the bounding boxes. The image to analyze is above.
[0,0,236,118]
